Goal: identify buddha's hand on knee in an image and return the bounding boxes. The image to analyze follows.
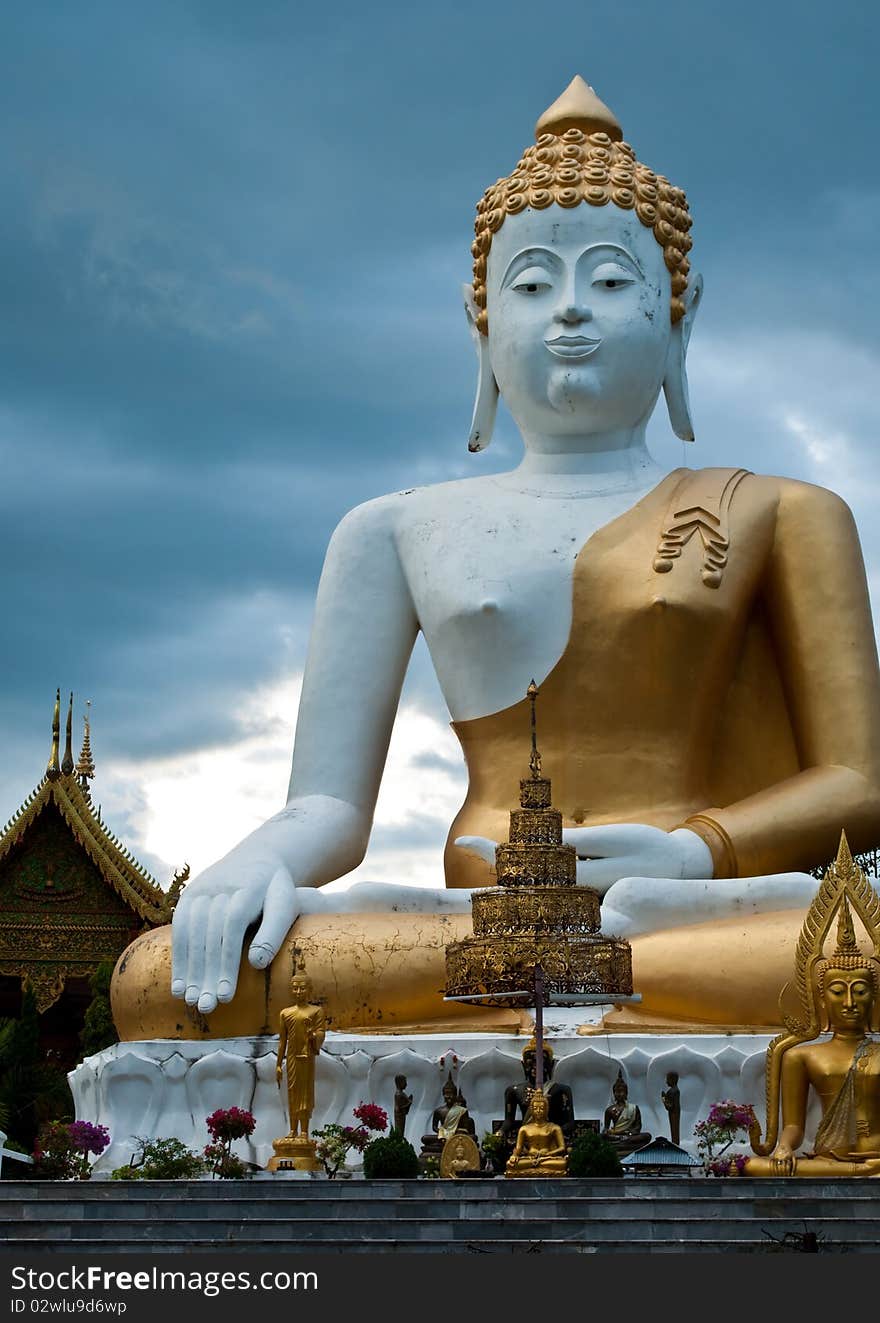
[170,851,326,1015]
[770,1143,797,1177]
[562,824,713,894]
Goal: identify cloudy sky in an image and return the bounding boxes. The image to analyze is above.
[1,1,878,889]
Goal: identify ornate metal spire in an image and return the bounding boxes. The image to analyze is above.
[61,692,75,776]
[46,689,61,782]
[76,699,96,793]
[527,679,542,780]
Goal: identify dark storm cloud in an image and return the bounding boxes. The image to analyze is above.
[1,0,879,831]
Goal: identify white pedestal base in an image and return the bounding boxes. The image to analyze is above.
[73,1029,822,1172]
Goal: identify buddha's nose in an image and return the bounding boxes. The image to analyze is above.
[554,301,592,325]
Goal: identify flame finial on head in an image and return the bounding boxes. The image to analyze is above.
[535,75,622,140]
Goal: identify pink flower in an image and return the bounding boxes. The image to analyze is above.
[205,1107,256,1142]
[352,1102,388,1132]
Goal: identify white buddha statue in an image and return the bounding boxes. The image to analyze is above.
[112,77,880,1039]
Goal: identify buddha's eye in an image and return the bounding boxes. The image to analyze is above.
[511,268,552,295]
[592,263,636,291]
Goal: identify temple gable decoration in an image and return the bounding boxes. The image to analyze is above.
[0,692,185,1011]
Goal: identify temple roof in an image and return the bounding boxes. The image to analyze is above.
[0,693,183,927]
[621,1137,701,1168]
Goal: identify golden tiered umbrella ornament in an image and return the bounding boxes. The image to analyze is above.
[445,682,639,1172]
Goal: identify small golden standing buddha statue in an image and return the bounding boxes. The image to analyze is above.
[743,834,880,1177]
[267,969,326,1172]
[505,1088,568,1177]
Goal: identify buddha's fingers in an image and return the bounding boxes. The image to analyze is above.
[248,866,297,970]
[183,895,210,1005]
[576,855,649,893]
[216,889,260,1004]
[196,898,229,1014]
[564,824,660,856]
[171,894,191,997]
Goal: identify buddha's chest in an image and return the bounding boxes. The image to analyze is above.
[810,1043,880,1100]
[395,477,769,721]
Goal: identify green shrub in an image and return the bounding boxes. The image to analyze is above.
[111,1137,204,1181]
[0,986,72,1152]
[362,1132,420,1179]
[79,961,117,1059]
[480,1130,508,1174]
[567,1131,623,1178]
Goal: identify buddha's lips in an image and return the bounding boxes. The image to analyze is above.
[544,335,601,359]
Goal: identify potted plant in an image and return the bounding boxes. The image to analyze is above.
[313,1102,388,1178]
[693,1101,757,1176]
[203,1107,256,1178]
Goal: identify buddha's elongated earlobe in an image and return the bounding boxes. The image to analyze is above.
[463,284,499,452]
[663,273,703,443]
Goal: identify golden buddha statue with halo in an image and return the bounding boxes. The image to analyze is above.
[112,74,880,1040]
[743,834,880,1177]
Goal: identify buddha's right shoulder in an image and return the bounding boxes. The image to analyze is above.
[329,478,487,541]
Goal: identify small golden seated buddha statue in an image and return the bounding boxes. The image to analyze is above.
[744,836,880,1178]
[505,1089,568,1177]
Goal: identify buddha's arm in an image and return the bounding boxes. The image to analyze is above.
[171,497,419,1010]
[275,1015,288,1081]
[772,1050,810,1172]
[548,1125,566,1155]
[685,482,880,877]
[310,1009,327,1055]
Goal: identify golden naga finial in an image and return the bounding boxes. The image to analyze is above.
[61,692,75,776]
[76,699,96,790]
[535,74,622,141]
[162,862,189,919]
[46,688,61,782]
[527,680,542,779]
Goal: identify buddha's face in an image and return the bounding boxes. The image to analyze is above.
[442,1081,457,1105]
[613,1080,627,1103]
[522,1049,553,1084]
[823,966,875,1031]
[531,1092,548,1121]
[486,204,674,440]
[290,976,310,1002]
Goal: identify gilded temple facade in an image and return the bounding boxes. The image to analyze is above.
[0,694,182,1025]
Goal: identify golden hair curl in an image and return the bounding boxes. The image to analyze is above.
[472,125,692,336]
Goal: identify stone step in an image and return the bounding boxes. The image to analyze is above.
[1,1211,873,1233]
[3,1176,879,1199]
[3,1179,878,1253]
[0,1238,858,1254]
[4,1198,879,1221]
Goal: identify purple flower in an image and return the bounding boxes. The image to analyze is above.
[68,1121,110,1156]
